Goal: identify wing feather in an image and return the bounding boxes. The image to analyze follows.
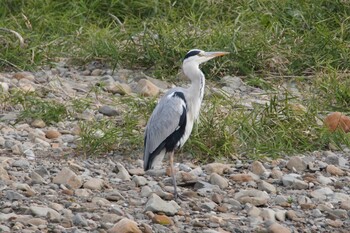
[144,91,187,170]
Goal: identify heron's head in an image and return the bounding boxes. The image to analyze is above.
[183,49,229,66]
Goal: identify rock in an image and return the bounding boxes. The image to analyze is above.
[212,193,224,204]
[247,206,261,217]
[105,190,125,201]
[175,171,197,184]
[75,188,91,197]
[133,175,148,186]
[201,201,218,211]
[0,166,9,180]
[209,172,228,189]
[141,186,153,198]
[91,69,103,76]
[135,79,159,96]
[340,201,350,210]
[326,165,345,176]
[326,219,343,228]
[286,156,307,172]
[107,218,142,233]
[83,178,104,190]
[282,174,308,189]
[72,213,88,227]
[52,167,82,189]
[260,208,275,221]
[310,187,334,200]
[275,210,286,221]
[230,174,253,182]
[268,223,291,233]
[128,168,145,176]
[257,180,277,193]
[5,190,26,201]
[45,130,61,139]
[98,105,119,116]
[105,82,132,95]
[324,151,347,167]
[152,214,174,225]
[0,82,9,92]
[204,163,230,175]
[251,161,268,176]
[30,206,60,218]
[31,119,46,128]
[324,112,350,133]
[13,71,35,80]
[115,163,131,180]
[144,193,180,216]
[234,189,269,206]
[317,174,332,185]
[12,159,30,168]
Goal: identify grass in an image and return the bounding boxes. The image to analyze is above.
[1,0,350,159]
[1,1,350,77]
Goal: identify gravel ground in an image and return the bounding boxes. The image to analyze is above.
[0,62,349,233]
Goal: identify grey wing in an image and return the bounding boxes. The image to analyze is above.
[144,91,187,170]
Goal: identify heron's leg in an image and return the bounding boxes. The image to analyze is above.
[169,151,178,200]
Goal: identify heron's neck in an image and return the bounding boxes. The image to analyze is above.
[183,63,205,102]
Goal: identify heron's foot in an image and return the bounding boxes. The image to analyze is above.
[173,191,188,202]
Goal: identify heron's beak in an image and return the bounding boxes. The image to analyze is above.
[203,51,230,58]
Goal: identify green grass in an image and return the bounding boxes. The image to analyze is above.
[1,0,350,160]
[1,0,350,77]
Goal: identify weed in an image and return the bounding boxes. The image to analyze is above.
[2,90,68,124]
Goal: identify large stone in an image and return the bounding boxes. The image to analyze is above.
[260,208,275,221]
[105,81,132,95]
[286,156,307,172]
[83,178,105,190]
[257,180,277,193]
[98,105,119,116]
[209,173,229,189]
[230,174,253,182]
[52,167,82,189]
[234,189,269,206]
[30,206,60,218]
[324,112,350,133]
[135,79,159,97]
[151,214,174,226]
[251,161,268,176]
[115,163,131,181]
[204,163,230,175]
[0,166,9,180]
[107,218,142,233]
[326,165,345,176]
[144,193,180,216]
[268,223,291,233]
[310,187,334,200]
[45,130,61,139]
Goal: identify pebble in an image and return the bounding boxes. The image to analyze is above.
[98,105,119,116]
[115,163,131,180]
[251,161,268,176]
[31,119,46,128]
[83,178,104,190]
[135,79,159,96]
[209,172,228,189]
[286,156,307,172]
[204,163,230,175]
[268,222,291,233]
[52,167,82,189]
[45,130,61,139]
[144,193,180,216]
[107,218,142,233]
[326,165,345,176]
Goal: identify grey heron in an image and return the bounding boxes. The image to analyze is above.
[143,49,229,200]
